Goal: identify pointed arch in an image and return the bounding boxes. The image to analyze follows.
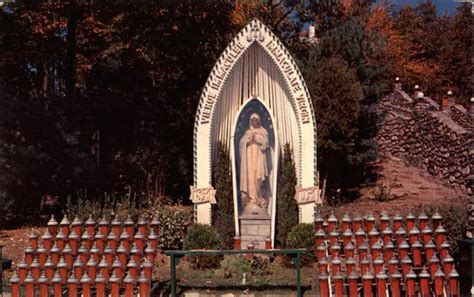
[193,19,317,193]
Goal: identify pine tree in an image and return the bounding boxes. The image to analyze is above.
[213,142,234,249]
[275,144,299,248]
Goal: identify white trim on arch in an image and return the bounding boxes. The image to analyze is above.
[193,19,317,193]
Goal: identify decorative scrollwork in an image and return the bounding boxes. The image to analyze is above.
[246,21,265,43]
[294,186,322,204]
[189,186,217,204]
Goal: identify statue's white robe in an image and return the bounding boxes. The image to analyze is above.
[239,126,269,205]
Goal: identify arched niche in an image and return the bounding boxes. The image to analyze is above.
[230,98,279,242]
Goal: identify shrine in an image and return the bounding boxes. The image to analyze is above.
[190,19,321,248]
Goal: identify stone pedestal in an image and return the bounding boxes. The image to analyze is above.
[239,215,271,250]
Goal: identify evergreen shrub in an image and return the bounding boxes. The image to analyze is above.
[275,144,299,247]
[183,223,224,269]
[213,142,234,248]
[286,223,316,266]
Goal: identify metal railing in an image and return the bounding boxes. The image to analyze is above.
[165,248,307,297]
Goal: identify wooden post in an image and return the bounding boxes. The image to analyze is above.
[86,256,97,281]
[111,216,122,237]
[412,240,422,267]
[380,212,390,231]
[318,256,329,273]
[18,260,28,284]
[352,214,363,232]
[368,228,380,247]
[408,226,420,245]
[434,268,445,297]
[24,245,35,265]
[59,216,70,236]
[71,216,82,238]
[395,227,406,245]
[365,213,376,233]
[85,215,96,236]
[57,256,69,283]
[330,243,341,258]
[9,271,21,297]
[389,271,402,297]
[405,212,415,232]
[67,273,79,297]
[124,271,135,297]
[334,272,345,297]
[443,253,454,275]
[98,256,110,282]
[376,270,388,297]
[41,229,53,250]
[124,215,134,237]
[233,236,241,250]
[331,256,342,274]
[388,256,399,274]
[360,257,370,275]
[95,271,106,297]
[344,242,355,258]
[419,267,431,297]
[355,229,366,249]
[127,257,139,279]
[144,245,157,263]
[142,258,154,279]
[341,213,352,231]
[38,272,49,297]
[73,258,84,280]
[382,227,393,245]
[318,271,330,297]
[47,215,59,237]
[98,215,110,236]
[327,213,338,232]
[52,271,62,297]
[421,226,433,245]
[384,241,395,262]
[80,271,92,297]
[406,269,417,297]
[24,271,36,297]
[138,270,151,297]
[137,216,148,237]
[448,268,459,297]
[265,237,272,249]
[68,230,79,255]
[362,271,373,297]
[112,256,124,281]
[392,213,403,231]
[348,271,359,297]
[316,243,327,261]
[147,229,158,250]
[134,230,145,252]
[417,212,429,231]
[28,234,39,250]
[110,271,121,297]
[346,257,356,275]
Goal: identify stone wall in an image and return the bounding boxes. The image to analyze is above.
[376,88,473,194]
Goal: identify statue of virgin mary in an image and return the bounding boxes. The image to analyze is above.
[239,113,270,216]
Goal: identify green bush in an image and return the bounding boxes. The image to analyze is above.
[157,206,189,250]
[213,142,235,248]
[276,144,299,247]
[183,224,224,269]
[285,223,316,266]
[220,255,251,279]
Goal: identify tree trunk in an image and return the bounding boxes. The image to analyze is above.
[65,0,78,101]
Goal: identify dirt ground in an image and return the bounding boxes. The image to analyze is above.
[0,156,469,273]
